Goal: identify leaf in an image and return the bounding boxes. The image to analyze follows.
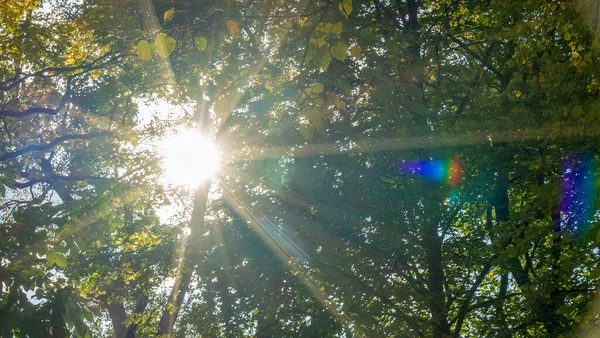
[310,37,327,48]
[54,253,67,268]
[331,22,343,36]
[0,183,5,197]
[403,100,428,115]
[359,27,378,45]
[195,36,207,51]
[163,7,175,22]
[338,0,352,18]
[338,79,351,95]
[317,22,332,34]
[331,41,347,62]
[404,82,423,101]
[46,250,56,266]
[350,45,362,59]
[333,96,346,110]
[136,40,154,60]
[556,304,570,315]
[300,124,314,141]
[318,52,331,71]
[310,82,324,94]
[155,33,176,58]
[226,20,240,37]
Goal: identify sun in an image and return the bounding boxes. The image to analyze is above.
[160,129,220,187]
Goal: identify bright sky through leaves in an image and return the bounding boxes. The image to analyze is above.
[160,129,220,187]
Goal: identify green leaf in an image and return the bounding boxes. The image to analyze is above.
[163,7,175,22]
[331,22,343,36]
[0,183,5,197]
[54,253,67,268]
[195,36,207,51]
[338,79,351,95]
[338,0,352,18]
[359,27,378,45]
[155,33,176,58]
[318,52,331,71]
[300,124,314,141]
[46,250,56,266]
[403,99,428,115]
[331,41,347,62]
[556,304,570,315]
[136,40,154,60]
[310,82,324,95]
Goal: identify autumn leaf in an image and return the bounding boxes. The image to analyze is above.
[350,45,362,59]
[227,20,240,37]
[164,7,175,22]
[136,40,154,60]
[338,0,352,18]
[155,33,176,58]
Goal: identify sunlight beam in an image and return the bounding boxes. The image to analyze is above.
[220,182,360,337]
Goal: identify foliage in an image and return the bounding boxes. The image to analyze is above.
[2,0,600,337]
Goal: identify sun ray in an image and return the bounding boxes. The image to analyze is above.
[228,125,600,163]
[220,181,360,336]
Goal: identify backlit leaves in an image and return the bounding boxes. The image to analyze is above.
[136,40,154,60]
[317,52,331,71]
[155,33,176,58]
[330,41,347,62]
[46,250,67,268]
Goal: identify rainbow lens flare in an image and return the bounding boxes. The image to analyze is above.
[560,153,596,233]
[398,158,464,186]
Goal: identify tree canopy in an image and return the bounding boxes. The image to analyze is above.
[2,0,600,337]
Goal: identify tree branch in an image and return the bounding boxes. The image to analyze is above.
[0,131,110,162]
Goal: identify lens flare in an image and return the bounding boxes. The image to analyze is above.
[560,152,596,233]
[398,157,464,186]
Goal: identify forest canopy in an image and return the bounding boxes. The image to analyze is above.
[2,0,600,337]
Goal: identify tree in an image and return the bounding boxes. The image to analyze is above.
[3,0,600,337]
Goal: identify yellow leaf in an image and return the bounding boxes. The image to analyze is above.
[227,20,240,37]
[339,0,352,18]
[350,45,362,59]
[310,37,327,48]
[155,33,176,58]
[136,40,154,60]
[164,7,175,22]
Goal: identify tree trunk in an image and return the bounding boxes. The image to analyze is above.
[422,210,451,337]
[159,182,210,335]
